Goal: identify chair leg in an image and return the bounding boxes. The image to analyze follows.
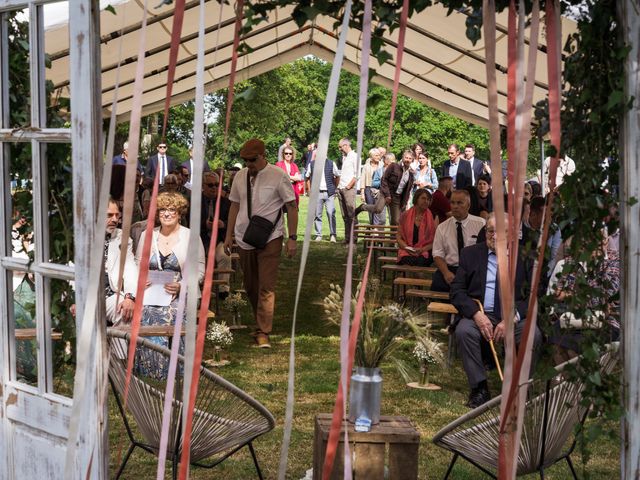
[172,449,179,480]
[566,455,579,480]
[443,453,459,480]
[115,443,136,480]
[248,442,264,480]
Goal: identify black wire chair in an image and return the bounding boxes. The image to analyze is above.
[432,343,619,479]
[107,328,275,479]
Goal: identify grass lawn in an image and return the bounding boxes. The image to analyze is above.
[108,196,620,479]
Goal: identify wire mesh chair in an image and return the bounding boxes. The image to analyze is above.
[432,343,619,479]
[107,328,275,479]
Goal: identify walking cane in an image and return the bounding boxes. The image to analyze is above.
[473,299,503,382]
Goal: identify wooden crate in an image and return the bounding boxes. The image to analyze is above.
[313,414,420,480]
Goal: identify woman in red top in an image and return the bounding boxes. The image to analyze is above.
[275,146,303,204]
[396,188,437,266]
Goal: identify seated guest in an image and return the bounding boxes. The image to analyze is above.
[431,190,485,292]
[429,176,453,223]
[546,235,619,366]
[136,192,205,377]
[105,198,138,325]
[396,188,437,266]
[473,173,493,219]
[451,213,542,408]
[201,172,232,299]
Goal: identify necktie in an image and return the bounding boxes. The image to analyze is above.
[456,221,464,258]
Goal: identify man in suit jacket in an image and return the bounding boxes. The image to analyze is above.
[442,144,472,189]
[450,213,542,408]
[180,147,211,183]
[105,198,138,325]
[463,143,488,186]
[145,142,176,185]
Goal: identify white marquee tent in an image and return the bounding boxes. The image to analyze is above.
[43,0,576,127]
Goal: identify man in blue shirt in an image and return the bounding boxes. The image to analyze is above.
[450,214,542,408]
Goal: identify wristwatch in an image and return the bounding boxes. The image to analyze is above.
[289,234,298,241]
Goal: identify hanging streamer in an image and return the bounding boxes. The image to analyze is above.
[322,247,373,480]
[160,0,186,140]
[177,3,219,474]
[322,0,372,477]
[277,1,354,478]
[386,0,410,150]
[223,0,245,149]
[496,1,542,478]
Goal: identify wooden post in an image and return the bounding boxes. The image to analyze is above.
[620,1,640,478]
[66,1,106,478]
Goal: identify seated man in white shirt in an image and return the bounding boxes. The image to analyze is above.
[105,198,139,325]
[431,190,485,292]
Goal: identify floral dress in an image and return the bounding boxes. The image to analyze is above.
[136,251,181,379]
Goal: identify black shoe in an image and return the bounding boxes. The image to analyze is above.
[218,291,229,301]
[466,385,491,409]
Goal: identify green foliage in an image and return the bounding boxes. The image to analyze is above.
[207,57,489,168]
[534,0,627,459]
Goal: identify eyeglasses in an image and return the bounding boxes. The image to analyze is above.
[486,229,496,237]
[158,145,167,149]
[284,152,293,156]
[242,157,258,162]
[205,183,219,188]
[159,208,177,216]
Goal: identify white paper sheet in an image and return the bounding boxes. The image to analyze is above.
[143,270,176,306]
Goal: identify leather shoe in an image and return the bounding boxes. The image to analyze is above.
[466,385,491,409]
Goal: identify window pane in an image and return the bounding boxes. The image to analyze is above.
[13,277,37,386]
[44,2,71,129]
[4,9,31,129]
[51,277,75,397]
[44,142,74,264]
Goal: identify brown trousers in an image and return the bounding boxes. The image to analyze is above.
[238,236,283,334]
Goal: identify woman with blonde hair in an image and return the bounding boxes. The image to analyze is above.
[135,192,205,377]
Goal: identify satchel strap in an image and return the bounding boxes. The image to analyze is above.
[246,171,282,225]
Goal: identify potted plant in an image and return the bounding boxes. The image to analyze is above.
[206,321,233,367]
[223,291,248,329]
[408,332,445,390]
[323,282,419,427]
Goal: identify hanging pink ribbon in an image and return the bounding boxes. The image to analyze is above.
[386,0,410,150]
[160,0,186,140]
[223,0,245,149]
[178,171,224,480]
[322,246,373,480]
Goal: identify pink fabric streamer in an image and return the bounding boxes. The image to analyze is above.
[155,276,188,478]
[322,245,374,480]
[386,0,410,150]
[223,0,245,149]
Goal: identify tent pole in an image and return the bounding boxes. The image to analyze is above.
[620,0,640,478]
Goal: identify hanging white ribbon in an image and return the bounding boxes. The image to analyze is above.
[277,1,353,478]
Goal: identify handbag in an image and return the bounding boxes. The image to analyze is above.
[242,173,281,249]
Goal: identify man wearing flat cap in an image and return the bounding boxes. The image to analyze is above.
[223,138,298,348]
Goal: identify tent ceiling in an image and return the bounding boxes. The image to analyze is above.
[44,0,576,128]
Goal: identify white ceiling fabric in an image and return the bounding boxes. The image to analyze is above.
[44,0,576,127]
